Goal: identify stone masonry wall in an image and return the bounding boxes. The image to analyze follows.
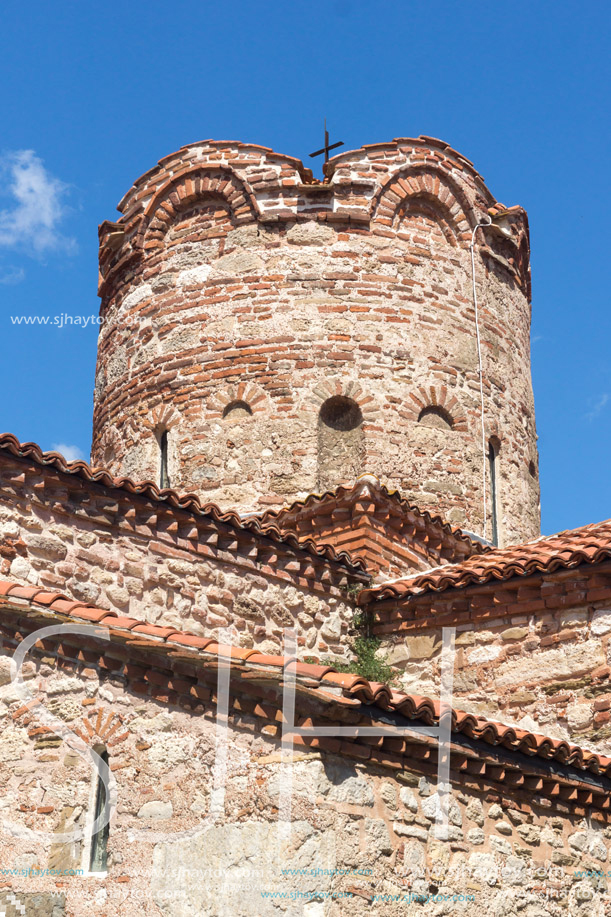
[372,566,611,754]
[0,453,358,660]
[1,646,610,916]
[91,138,539,546]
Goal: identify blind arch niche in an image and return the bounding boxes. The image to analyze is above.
[317,396,364,490]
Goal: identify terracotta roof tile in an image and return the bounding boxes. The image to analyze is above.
[4,585,43,601]
[285,661,334,680]
[1,576,611,794]
[203,642,247,661]
[238,649,262,661]
[0,433,365,574]
[247,653,290,667]
[29,590,69,607]
[166,634,216,650]
[320,671,370,691]
[131,623,180,640]
[361,518,611,600]
[44,598,84,615]
[101,614,141,630]
[69,607,117,623]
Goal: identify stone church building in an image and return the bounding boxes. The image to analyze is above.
[1,137,610,916]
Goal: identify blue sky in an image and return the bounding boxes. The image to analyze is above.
[0,0,609,537]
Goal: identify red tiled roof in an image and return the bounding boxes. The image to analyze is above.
[2,578,610,787]
[254,475,486,555]
[0,433,365,574]
[361,519,611,601]
[253,476,487,580]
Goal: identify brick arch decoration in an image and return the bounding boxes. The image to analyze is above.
[121,403,182,442]
[371,167,476,241]
[14,702,130,761]
[393,191,460,247]
[93,407,183,473]
[303,379,380,426]
[403,385,468,432]
[138,166,259,253]
[70,706,130,753]
[206,381,269,419]
[143,403,182,434]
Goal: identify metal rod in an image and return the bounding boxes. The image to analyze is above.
[470,217,493,542]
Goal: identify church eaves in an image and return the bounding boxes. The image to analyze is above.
[0,432,366,576]
[2,578,611,817]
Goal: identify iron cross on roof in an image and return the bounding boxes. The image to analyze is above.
[309,119,344,163]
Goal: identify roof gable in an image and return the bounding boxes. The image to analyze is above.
[254,475,487,581]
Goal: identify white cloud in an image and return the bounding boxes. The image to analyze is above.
[585,393,609,422]
[0,265,25,284]
[51,442,86,462]
[0,150,75,254]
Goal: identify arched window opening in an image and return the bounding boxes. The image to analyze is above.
[528,459,536,478]
[317,396,364,490]
[222,400,253,422]
[417,405,454,431]
[159,430,170,489]
[488,439,500,546]
[319,396,363,432]
[89,746,110,874]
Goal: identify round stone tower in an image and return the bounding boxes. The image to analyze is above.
[92,136,540,546]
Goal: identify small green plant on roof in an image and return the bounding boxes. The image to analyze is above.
[329,635,398,686]
[339,581,364,599]
[324,608,399,687]
[350,609,369,633]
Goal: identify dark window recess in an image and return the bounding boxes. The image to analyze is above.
[223,400,253,421]
[89,748,110,873]
[319,396,362,432]
[417,405,453,430]
[317,396,364,492]
[489,441,499,546]
[159,431,170,489]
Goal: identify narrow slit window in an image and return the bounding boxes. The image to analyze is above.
[159,431,170,489]
[89,748,110,873]
[488,440,499,546]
